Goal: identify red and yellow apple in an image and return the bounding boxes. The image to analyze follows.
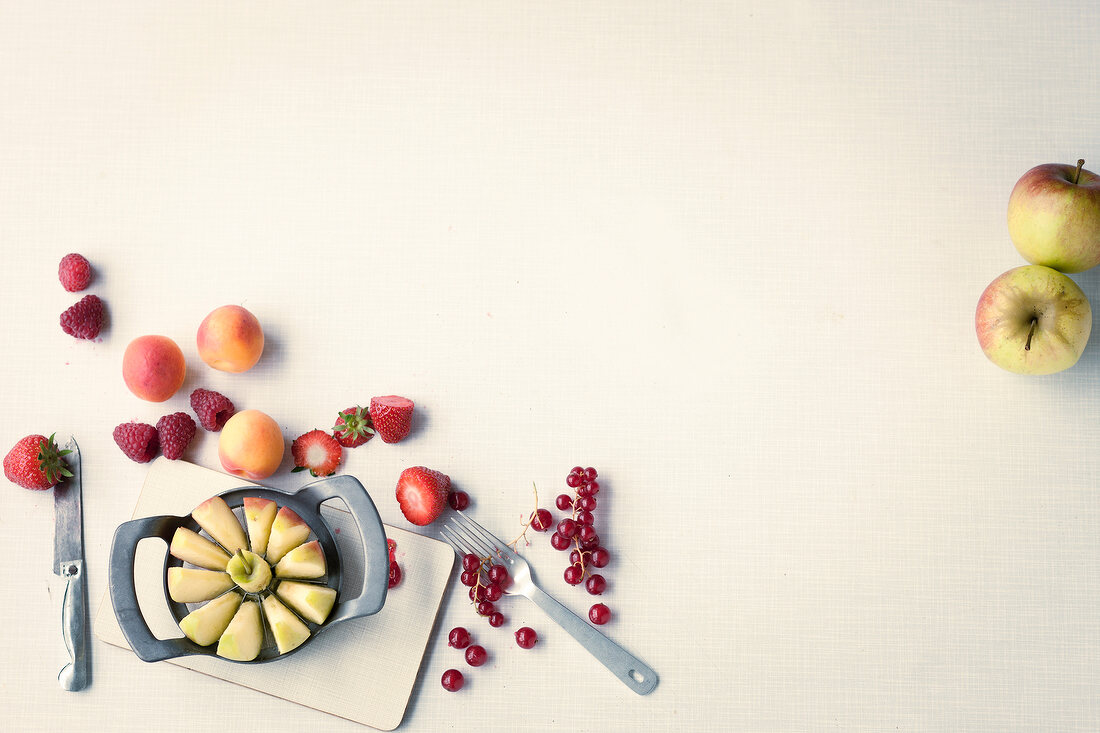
[217,600,263,661]
[975,265,1092,375]
[1008,160,1100,273]
[191,496,248,554]
[122,335,186,402]
[197,305,265,373]
[169,527,230,571]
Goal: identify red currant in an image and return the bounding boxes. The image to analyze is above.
[550,531,570,550]
[447,490,470,511]
[460,570,479,587]
[484,583,503,602]
[514,626,538,649]
[589,603,611,625]
[586,479,600,495]
[576,483,593,498]
[585,573,606,595]
[556,493,573,510]
[477,600,495,616]
[579,532,600,550]
[557,518,577,539]
[578,524,598,543]
[590,547,610,568]
[465,644,488,666]
[564,563,584,585]
[574,509,594,526]
[462,553,481,572]
[488,564,509,586]
[388,560,402,588]
[469,585,488,602]
[531,508,553,531]
[488,612,505,627]
[441,668,464,691]
[583,467,598,482]
[566,473,582,488]
[569,549,587,567]
[578,495,597,512]
[448,627,471,649]
[569,465,584,477]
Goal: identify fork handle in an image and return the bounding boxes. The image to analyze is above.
[527,586,658,694]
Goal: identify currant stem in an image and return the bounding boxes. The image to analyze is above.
[1074,159,1085,185]
[1025,318,1037,351]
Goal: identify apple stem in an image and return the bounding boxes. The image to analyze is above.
[1025,318,1037,351]
[1074,159,1085,185]
[236,549,251,574]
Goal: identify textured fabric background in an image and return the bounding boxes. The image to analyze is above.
[3,2,1100,731]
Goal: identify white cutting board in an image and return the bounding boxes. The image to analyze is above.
[94,458,455,731]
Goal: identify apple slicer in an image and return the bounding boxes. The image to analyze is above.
[109,475,389,663]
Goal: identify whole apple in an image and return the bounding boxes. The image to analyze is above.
[975,264,1091,375]
[1007,159,1100,273]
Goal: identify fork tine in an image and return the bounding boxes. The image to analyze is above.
[453,511,509,554]
[446,518,498,559]
[440,520,496,561]
[438,527,467,557]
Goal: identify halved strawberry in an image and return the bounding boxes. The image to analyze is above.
[395,466,450,526]
[369,395,414,443]
[333,405,374,448]
[291,430,342,477]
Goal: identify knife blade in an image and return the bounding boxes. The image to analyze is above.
[54,438,88,691]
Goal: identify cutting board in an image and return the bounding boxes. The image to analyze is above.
[94,458,455,731]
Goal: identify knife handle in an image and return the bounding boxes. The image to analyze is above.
[58,560,89,691]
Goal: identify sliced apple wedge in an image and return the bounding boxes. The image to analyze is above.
[170,527,231,571]
[167,567,235,603]
[217,600,263,661]
[265,506,311,563]
[226,550,273,593]
[274,540,326,579]
[178,591,241,646]
[243,497,277,556]
[276,580,337,624]
[262,595,310,654]
[192,496,248,554]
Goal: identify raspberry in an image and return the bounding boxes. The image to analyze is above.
[113,422,159,463]
[190,388,235,431]
[60,294,105,340]
[156,412,196,460]
[58,253,93,292]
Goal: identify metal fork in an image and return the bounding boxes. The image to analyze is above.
[441,511,658,695]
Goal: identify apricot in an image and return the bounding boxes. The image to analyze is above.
[218,409,284,480]
[197,305,265,373]
[122,335,187,402]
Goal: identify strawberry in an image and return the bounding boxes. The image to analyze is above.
[58,253,93,292]
[190,388,235,431]
[395,466,450,526]
[291,429,342,477]
[60,294,105,340]
[113,422,159,463]
[332,406,374,448]
[3,434,72,490]
[369,395,414,443]
[156,412,196,460]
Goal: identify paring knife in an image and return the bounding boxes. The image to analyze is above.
[55,438,89,691]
